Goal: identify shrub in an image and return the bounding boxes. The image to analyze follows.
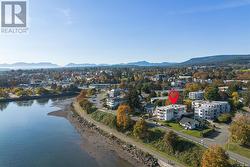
[133,119,149,140]
[90,110,117,129]
[79,99,94,114]
[148,128,165,142]
[217,113,232,123]
[163,131,179,154]
[177,147,204,167]
[202,128,215,137]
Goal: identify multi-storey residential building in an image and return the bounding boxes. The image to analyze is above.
[155,105,187,121]
[108,88,121,98]
[106,97,125,110]
[189,91,204,100]
[192,100,230,120]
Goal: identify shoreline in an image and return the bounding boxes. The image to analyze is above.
[69,105,159,167]
[68,111,145,167]
[70,101,183,167]
[0,92,79,103]
[51,98,146,167]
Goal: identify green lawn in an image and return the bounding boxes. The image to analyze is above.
[183,129,203,138]
[226,143,250,159]
[159,121,205,138]
[240,69,250,72]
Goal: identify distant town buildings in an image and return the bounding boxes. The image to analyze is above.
[153,74,168,82]
[150,96,168,104]
[171,80,185,88]
[89,84,111,90]
[189,91,204,100]
[192,100,231,120]
[179,75,192,80]
[218,86,229,92]
[155,105,187,121]
[193,78,212,84]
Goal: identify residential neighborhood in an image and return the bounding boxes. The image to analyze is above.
[0,62,250,167]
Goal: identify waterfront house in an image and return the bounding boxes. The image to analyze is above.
[179,117,200,130]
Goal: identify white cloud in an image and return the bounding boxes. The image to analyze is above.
[56,8,73,25]
[168,0,250,15]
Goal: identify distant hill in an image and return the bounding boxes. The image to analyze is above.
[66,63,97,67]
[71,55,249,67]
[66,63,110,67]
[125,61,177,67]
[66,61,176,67]
[181,55,250,66]
[1,55,250,69]
[0,68,10,71]
[0,62,59,69]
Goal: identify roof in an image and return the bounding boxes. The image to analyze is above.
[192,100,229,105]
[144,103,155,108]
[156,105,186,110]
[179,117,200,125]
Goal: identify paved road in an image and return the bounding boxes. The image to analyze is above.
[146,120,250,166]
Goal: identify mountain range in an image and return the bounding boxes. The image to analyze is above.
[0,62,59,69]
[65,55,250,67]
[1,55,249,69]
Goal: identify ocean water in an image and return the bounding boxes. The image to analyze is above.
[0,99,133,167]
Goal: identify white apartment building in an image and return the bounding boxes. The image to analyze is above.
[192,100,230,120]
[155,105,187,121]
[189,91,204,100]
[108,88,121,98]
[106,97,125,110]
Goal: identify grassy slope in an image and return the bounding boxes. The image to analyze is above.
[226,143,250,159]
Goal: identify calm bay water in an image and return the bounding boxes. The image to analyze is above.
[0,99,133,167]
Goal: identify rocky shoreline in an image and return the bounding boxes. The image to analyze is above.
[69,104,160,167]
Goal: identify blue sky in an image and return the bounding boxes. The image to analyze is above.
[0,0,250,65]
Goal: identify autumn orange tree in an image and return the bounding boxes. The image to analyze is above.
[117,104,131,130]
[229,115,250,146]
[202,145,230,167]
[76,90,87,102]
[193,71,209,80]
[87,88,96,97]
